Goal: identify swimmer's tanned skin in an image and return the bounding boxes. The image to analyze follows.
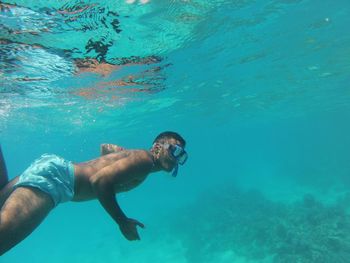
[0,131,187,255]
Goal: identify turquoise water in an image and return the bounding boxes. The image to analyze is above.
[1,0,350,262]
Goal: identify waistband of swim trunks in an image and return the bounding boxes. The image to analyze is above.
[67,161,75,187]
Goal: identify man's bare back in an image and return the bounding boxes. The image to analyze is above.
[73,150,154,201]
[0,131,188,256]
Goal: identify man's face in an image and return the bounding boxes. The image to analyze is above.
[159,138,184,172]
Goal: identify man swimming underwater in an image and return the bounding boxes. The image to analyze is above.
[0,131,188,255]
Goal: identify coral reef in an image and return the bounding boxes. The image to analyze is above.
[171,185,350,263]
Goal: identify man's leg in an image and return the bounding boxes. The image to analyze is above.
[0,146,8,190]
[0,176,19,208]
[0,186,54,255]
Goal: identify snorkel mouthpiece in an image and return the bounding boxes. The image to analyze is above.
[172,164,179,177]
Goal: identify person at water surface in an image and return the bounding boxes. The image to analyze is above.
[0,131,188,255]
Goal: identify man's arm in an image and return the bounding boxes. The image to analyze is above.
[90,161,145,240]
[0,145,8,189]
[91,164,127,224]
[100,143,125,156]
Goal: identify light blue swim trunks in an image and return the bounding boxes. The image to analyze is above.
[14,154,75,207]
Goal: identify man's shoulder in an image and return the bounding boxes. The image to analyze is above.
[128,150,154,168]
[127,149,149,156]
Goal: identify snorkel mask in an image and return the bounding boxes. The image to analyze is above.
[165,143,188,177]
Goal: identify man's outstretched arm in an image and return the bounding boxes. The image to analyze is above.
[90,162,144,241]
[100,144,125,156]
[0,145,8,189]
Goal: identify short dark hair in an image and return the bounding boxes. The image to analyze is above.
[153,131,186,147]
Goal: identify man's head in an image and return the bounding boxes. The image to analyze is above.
[151,131,187,176]
[153,131,186,147]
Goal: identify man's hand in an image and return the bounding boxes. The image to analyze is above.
[119,218,145,241]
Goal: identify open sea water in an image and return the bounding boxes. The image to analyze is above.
[1,0,350,262]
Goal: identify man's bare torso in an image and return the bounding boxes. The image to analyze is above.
[72,150,154,201]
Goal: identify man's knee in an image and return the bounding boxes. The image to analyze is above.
[0,243,6,256]
[0,187,54,255]
[0,240,13,256]
[0,226,12,256]
[0,214,28,256]
[0,236,6,256]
